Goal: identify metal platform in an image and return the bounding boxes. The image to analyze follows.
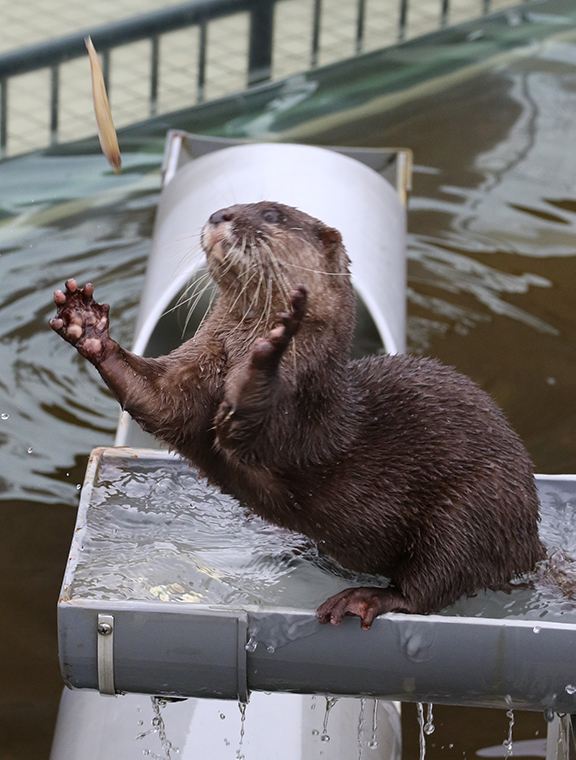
[59,447,576,714]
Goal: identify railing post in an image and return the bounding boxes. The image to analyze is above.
[398,0,408,41]
[355,0,366,55]
[102,49,111,95]
[197,19,207,103]
[441,0,449,28]
[150,35,159,117]
[0,79,7,159]
[50,65,59,145]
[247,0,274,86]
[311,0,322,67]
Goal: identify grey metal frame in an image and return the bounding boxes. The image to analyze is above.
[59,447,576,714]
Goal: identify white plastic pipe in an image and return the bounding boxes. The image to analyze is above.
[133,142,406,357]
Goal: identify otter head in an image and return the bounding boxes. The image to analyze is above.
[201,201,353,321]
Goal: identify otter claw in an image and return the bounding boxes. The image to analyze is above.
[214,400,236,429]
[251,285,308,369]
[317,587,407,630]
[290,284,307,312]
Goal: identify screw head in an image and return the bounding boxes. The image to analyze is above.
[97,622,113,636]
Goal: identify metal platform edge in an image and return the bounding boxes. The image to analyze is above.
[58,447,576,713]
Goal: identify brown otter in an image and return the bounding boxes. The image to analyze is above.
[50,201,545,629]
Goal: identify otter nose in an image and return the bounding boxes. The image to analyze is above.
[209,208,234,225]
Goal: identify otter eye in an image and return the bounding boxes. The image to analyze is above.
[262,208,281,224]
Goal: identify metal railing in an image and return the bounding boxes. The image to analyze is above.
[0,0,534,159]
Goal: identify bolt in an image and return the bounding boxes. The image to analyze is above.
[98,622,113,636]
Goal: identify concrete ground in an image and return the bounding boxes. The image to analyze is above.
[0,0,524,157]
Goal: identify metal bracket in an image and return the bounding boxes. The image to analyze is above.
[97,613,115,696]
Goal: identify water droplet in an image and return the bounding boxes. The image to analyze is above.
[236,701,247,759]
[504,708,515,758]
[245,637,257,652]
[1,413,9,420]
[533,626,541,634]
[544,708,555,723]
[27,447,33,454]
[220,713,226,719]
[449,744,454,749]
[266,645,275,654]
[565,684,576,695]
[424,703,435,736]
[417,702,428,760]
[311,729,319,736]
[76,484,81,490]
[357,697,366,759]
[369,700,378,751]
[321,697,338,745]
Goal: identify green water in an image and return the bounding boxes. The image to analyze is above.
[2,7,576,758]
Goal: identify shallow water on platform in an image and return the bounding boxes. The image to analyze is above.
[67,455,576,623]
[67,455,387,607]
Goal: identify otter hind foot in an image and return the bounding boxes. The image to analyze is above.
[50,278,110,362]
[317,586,417,631]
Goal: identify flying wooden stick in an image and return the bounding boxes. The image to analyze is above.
[85,36,121,174]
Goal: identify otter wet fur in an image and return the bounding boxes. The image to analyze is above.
[51,201,545,630]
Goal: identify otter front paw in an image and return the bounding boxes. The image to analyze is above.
[50,279,110,362]
[251,284,307,370]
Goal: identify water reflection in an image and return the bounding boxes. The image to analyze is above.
[309,29,576,474]
[0,154,160,504]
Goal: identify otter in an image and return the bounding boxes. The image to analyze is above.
[50,201,545,629]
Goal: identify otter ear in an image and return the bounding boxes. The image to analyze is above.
[317,224,342,253]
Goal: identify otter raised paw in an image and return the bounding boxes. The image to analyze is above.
[214,285,307,453]
[50,279,110,362]
[250,285,307,371]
